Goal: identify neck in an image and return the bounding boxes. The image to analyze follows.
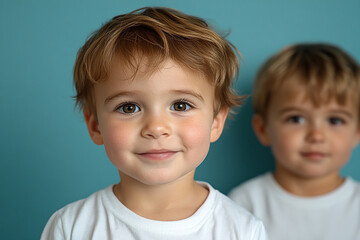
[273,169,345,197]
[113,171,209,221]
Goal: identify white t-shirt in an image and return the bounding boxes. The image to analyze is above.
[229,172,360,240]
[41,182,268,240]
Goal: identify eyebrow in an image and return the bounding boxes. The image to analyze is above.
[328,109,354,118]
[171,89,205,102]
[104,89,205,105]
[104,91,134,105]
[277,107,304,115]
[278,107,354,118]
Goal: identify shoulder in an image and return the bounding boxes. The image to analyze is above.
[348,177,360,189]
[210,187,268,239]
[215,188,258,218]
[344,177,360,198]
[200,181,260,219]
[57,185,111,219]
[228,173,271,202]
[206,183,263,223]
[41,185,114,240]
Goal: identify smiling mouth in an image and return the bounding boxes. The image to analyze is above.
[301,152,328,161]
[137,150,178,161]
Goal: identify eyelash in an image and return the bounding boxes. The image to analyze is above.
[170,99,195,112]
[328,117,345,125]
[114,99,195,114]
[115,102,141,114]
[284,115,347,126]
[285,115,304,124]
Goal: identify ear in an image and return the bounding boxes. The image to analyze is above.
[252,114,270,146]
[83,107,103,145]
[210,107,229,143]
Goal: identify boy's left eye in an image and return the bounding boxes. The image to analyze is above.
[170,101,192,111]
[328,117,345,125]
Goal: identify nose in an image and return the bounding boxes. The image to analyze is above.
[141,113,171,139]
[305,123,325,143]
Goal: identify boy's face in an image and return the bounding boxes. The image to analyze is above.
[84,58,228,186]
[253,82,360,180]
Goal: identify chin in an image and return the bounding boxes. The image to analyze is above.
[138,173,182,186]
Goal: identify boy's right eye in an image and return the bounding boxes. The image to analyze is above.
[286,115,304,124]
[116,103,140,114]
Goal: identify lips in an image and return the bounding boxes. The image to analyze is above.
[137,149,178,161]
[301,151,328,161]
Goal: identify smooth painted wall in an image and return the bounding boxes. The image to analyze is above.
[1,0,359,239]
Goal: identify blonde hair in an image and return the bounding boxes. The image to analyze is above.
[253,43,360,119]
[73,7,244,116]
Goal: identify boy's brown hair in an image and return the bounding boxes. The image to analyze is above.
[73,7,244,116]
[253,43,360,120]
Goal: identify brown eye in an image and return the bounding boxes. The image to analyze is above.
[117,103,140,113]
[171,102,190,111]
[328,117,344,125]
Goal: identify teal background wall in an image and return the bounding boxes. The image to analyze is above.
[1,0,360,239]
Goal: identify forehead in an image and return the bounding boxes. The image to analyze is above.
[94,58,213,99]
[269,79,358,112]
[273,75,358,106]
[108,56,207,83]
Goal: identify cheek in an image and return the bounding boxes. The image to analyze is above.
[100,122,136,160]
[270,129,300,157]
[332,135,355,161]
[178,117,212,152]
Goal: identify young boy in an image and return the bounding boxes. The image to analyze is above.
[41,7,268,239]
[229,43,360,240]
